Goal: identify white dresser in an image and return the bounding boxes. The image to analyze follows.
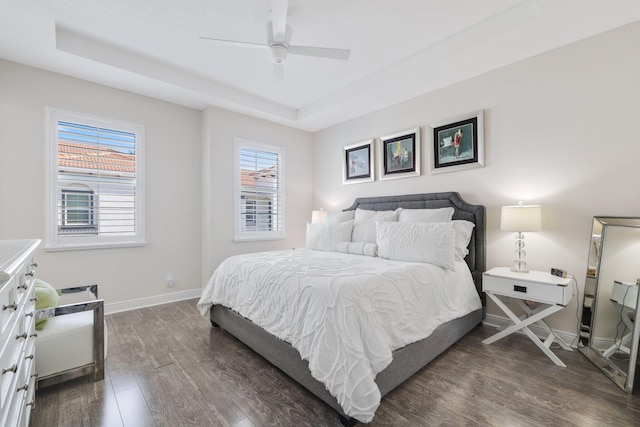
[0,239,40,427]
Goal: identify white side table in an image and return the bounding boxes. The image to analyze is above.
[482,267,574,367]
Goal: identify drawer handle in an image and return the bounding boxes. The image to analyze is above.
[30,333,38,338]
[2,365,17,375]
[31,262,38,268]
[16,333,28,340]
[25,312,34,317]
[3,303,17,311]
[514,285,527,293]
[31,371,38,379]
[25,271,34,277]
[30,297,38,303]
[25,354,34,360]
[26,400,35,407]
[16,384,28,392]
[18,284,28,290]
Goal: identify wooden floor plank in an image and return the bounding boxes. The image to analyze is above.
[30,299,640,427]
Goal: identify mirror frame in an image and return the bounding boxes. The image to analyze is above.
[579,216,640,393]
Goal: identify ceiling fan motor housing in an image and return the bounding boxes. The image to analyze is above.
[270,44,288,64]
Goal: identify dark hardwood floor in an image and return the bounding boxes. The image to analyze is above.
[32,299,640,426]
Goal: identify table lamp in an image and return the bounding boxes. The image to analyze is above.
[501,201,542,273]
[311,209,326,224]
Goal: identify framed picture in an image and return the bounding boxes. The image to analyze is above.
[378,127,420,180]
[429,110,484,174]
[342,139,374,184]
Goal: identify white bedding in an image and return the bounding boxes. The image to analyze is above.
[197,248,481,423]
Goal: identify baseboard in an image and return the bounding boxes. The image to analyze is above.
[104,288,201,315]
[483,313,580,348]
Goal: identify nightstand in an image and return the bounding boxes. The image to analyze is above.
[482,267,574,367]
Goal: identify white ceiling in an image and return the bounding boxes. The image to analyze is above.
[2,0,640,132]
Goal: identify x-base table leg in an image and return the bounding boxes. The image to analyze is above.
[483,291,568,367]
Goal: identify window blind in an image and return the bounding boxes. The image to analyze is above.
[238,146,283,233]
[56,121,137,237]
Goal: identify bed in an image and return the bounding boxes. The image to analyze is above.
[197,192,485,425]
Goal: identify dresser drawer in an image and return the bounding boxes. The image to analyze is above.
[0,310,23,408]
[483,274,572,306]
[0,276,19,347]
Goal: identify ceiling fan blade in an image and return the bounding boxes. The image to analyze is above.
[288,45,351,61]
[199,36,268,50]
[270,0,288,42]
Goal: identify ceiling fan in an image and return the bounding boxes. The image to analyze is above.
[200,0,350,75]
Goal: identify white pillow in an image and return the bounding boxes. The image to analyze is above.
[398,207,454,223]
[452,220,475,261]
[335,242,378,257]
[325,211,355,223]
[352,208,400,243]
[306,221,354,251]
[376,221,456,270]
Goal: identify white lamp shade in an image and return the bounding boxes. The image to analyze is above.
[501,204,542,232]
[311,210,327,223]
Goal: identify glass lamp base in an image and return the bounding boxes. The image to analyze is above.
[511,259,529,273]
[511,233,529,272]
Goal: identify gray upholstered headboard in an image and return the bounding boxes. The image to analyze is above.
[344,192,486,305]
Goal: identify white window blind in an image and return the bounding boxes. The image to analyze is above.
[234,138,285,241]
[45,108,145,250]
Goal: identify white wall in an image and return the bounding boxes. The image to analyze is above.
[0,60,202,309]
[201,107,313,282]
[311,22,640,334]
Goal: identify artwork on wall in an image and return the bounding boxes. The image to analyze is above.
[429,110,484,174]
[378,127,420,180]
[342,139,374,184]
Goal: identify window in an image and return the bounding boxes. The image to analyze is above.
[45,108,145,250]
[234,138,284,241]
[60,188,96,233]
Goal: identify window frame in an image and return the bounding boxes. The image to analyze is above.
[44,107,146,251]
[233,137,285,242]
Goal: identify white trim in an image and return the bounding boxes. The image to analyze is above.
[104,288,201,315]
[233,137,285,242]
[44,106,146,250]
[43,241,146,252]
[483,312,579,348]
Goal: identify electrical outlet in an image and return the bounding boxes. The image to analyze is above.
[166,274,174,288]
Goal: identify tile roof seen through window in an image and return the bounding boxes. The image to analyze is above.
[240,166,277,188]
[58,141,135,174]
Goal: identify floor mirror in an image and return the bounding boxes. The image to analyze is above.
[579,217,640,393]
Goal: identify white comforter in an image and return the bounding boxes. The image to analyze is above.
[197,249,481,423]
